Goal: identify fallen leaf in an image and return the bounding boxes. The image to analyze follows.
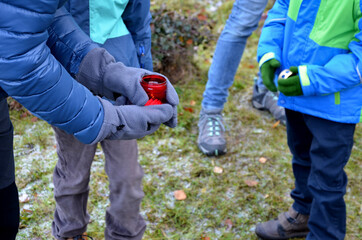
[258,157,268,164]
[20,112,28,118]
[272,120,280,128]
[186,39,193,45]
[244,179,258,187]
[190,100,196,106]
[174,190,187,200]
[9,100,23,110]
[197,14,207,21]
[23,204,32,213]
[213,166,223,174]
[183,107,194,113]
[225,219,233,231]
[201,235,210,240]
[31,117,38,122]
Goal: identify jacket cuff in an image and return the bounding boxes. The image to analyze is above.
[299,65,315,96]
[89,97,118,144]
[259,52,276,68]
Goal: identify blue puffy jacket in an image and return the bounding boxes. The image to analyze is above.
[258,0,362,124]
[0,0,104,144]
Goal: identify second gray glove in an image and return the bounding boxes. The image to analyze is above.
[91,98,174,143]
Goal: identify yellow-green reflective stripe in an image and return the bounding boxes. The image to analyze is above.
[299,65,310,86]
[259,52,275,67]
[287,0,302,21]
[334,92,340,105]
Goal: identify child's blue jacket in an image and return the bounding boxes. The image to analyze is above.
[257,0,362,124]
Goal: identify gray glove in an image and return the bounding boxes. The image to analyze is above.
[91,98,174,143]
[76,48,150,105]
[77,48,179,127]
[114,80,179,128]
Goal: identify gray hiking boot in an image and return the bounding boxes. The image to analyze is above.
[255,207,309,240]
[252,81,286,125]
[197,109,226,156]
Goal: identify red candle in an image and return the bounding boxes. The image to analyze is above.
[141,75,167,105]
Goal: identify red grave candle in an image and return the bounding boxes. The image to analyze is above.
[141,75,167,105]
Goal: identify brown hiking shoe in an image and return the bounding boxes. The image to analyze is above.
[255,207,309,240]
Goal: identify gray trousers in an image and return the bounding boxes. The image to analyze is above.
[52,127,146,240]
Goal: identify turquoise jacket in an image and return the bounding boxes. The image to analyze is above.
[257,0,362,124]
[64,0,153,70]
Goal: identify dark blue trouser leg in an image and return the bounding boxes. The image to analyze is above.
[0,182,19,239]
[286,109,314,215]
[0,98,19,239]
[286,109,356,240]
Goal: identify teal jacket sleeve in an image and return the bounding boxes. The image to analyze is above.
[0,1,104,144]
[257,0,289,66]
[47,7,99,76]
[122,0,153,71]
[302,10,362,96]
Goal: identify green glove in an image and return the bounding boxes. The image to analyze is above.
[277,66,303,96]
[260,59,281,92]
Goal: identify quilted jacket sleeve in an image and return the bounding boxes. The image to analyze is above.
[47,7,98,76]
[257,0,289,66]
[122,0,153,71]
[0,0,104,144]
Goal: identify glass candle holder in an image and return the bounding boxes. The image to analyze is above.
[140,75,167,103]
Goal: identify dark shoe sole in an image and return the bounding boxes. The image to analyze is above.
[198,144,226,156]
[255,231,309,240]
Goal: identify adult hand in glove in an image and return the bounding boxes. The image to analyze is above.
[91,98,174,143]
[260,59,281,92]
[277,66,303,96]
[76,48,179,127]
[76,48,178,105]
